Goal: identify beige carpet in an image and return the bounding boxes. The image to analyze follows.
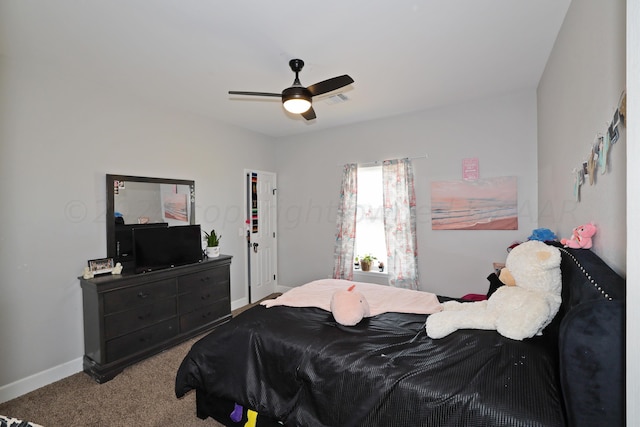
[0,294,280,427]
[0,335,224,427]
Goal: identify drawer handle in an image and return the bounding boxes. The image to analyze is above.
[201,311,212,319]
[200,276,211,282]
[137,292,149,299]
[138,312,151,320]
[201,293,211,300]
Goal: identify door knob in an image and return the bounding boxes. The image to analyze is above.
[252,242,259,253]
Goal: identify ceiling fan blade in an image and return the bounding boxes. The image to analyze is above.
[301,106,316,121]
[228,91,281,97]
[307,75,354,97]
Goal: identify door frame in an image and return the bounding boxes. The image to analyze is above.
[244,169,278,303]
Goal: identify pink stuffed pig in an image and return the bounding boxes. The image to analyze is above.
[330,284,370,326]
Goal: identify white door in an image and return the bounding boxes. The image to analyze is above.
[246,170,278,303]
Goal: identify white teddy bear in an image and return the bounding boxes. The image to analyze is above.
[426,240,562,341]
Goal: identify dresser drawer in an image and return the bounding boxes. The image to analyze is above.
[178,268,229,293]
[81,256,232,383]
[178,281,228,313]
[103,278,176,314]
[105,318,178,362]
[179,299,230,332]
[104,298,177,340]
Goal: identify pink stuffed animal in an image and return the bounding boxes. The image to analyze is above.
[330,284,370,326]
[561,223,597,249]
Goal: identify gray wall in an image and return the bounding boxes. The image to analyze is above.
[1,0,635,416]
[275,89,539,298]
[0,57,276,398]
[538,0,632,422]
[537,0,627,274]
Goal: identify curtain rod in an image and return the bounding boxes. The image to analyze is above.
[339,154,429,167]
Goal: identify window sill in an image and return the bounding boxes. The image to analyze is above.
[353,270,389,285]
[353,269,387,276]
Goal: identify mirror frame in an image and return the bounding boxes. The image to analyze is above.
[106,174,196,260]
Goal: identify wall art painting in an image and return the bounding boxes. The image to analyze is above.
[163,192,188,222]
[431,176,518,230]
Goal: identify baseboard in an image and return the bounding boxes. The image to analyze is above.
[0,357,83,404]
[0,293,283,404]
[231,297,249,311]
[0,293,296,404]
[276,285,292,294]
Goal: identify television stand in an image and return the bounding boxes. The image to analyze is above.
[79,255,232,383]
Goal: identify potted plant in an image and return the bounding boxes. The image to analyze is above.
[203,229,222,258]
[359,254,376,272]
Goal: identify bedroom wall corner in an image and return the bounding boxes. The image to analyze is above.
[537,0,627,275]
[0,54,276,401]
[274,89,539,298]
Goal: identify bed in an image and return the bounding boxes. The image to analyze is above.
[175,243,625,427]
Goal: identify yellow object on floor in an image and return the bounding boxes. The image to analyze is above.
[244,409,257,427]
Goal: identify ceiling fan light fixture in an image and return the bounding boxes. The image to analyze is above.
[282,87,312,114]
[283,98,311,114]
[228,58,354,121]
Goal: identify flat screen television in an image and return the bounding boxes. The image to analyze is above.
[133,224,203,273]
[115,222,169,272]
[115,223,168,259]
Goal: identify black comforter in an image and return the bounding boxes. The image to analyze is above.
[175,302,565,427]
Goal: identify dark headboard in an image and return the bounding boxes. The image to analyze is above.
[549,243,625,427]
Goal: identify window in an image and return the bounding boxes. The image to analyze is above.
[355,166,387,270]
[334,159,418,288]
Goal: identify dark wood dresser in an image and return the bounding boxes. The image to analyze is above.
[80,255,232,383]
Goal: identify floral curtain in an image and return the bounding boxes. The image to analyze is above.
[333,164,358,280]
[382,158,420,289]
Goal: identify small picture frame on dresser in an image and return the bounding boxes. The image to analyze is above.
[88,257,115,276]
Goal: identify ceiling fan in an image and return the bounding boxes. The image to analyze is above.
[228,59,354,120]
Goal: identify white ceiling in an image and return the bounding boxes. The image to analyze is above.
[2,0,572,138]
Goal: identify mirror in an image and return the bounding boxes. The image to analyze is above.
[106,174,196,268]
